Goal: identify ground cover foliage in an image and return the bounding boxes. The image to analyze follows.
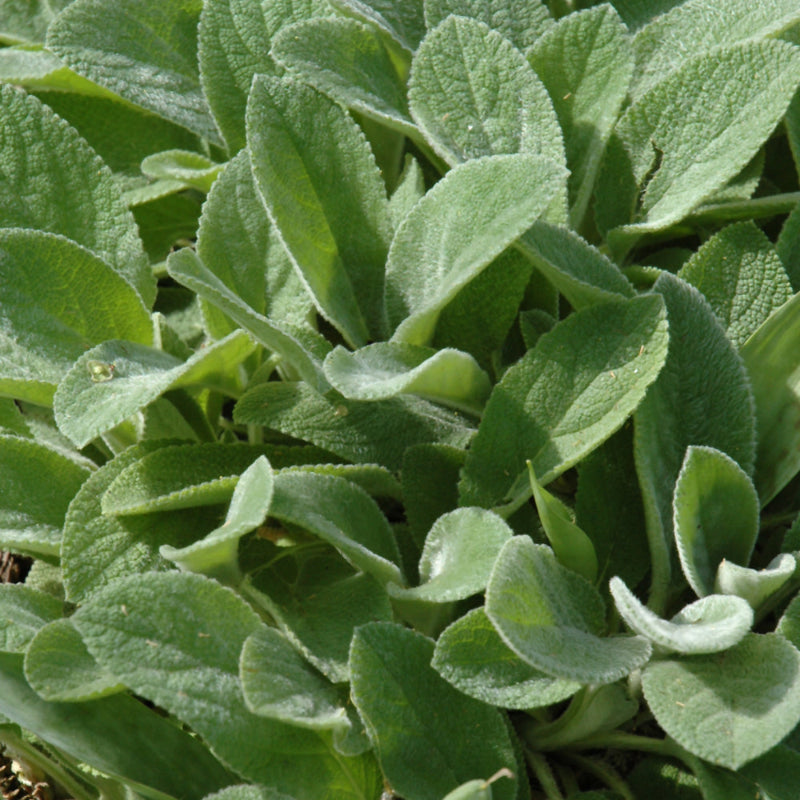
[4,0,800,797]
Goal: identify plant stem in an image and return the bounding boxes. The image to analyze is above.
[562,752,635,800]
[0,731,96,800]
[525,749,565,800]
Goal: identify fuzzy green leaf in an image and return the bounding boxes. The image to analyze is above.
[679,222,793,349]
[715,553,797,609]
[272,17,414,137]
[24,618,123,702]
[73,572,383,798]
[350,622,517,800]
[432,607,580,709]
[54,331,255,448]
[269,470,403,586]
[741,291,800,504]
[528,3,633,228]
[0,436,90,558]
[0,652,234,800]
[642,634,800,770]
[673,446,760,598]
[460,294,668,512]
[0,84,153,305]
[247,74,392,346]
[61,441,221,603]
[409,16,566,174]
[528,462,598,582]
[234,381,475,472]
[196,146,313,339]
[388,508,512,603]
[631,0,800,99]
[245,553,392,684]
[48,0,220,143]
[635,274,756,609]
[424,0,553,51]
[0,229,152,405]
[516,223,635,311]
[167,247,328,391]
[324,343,491,415]
[199,0,332,152]
[0,585,63,654]
[597,41,800,251]
[160,456,273,582]
[102,443,281,515]
[386,154,566,344]
[610,578,753,654]
[486,538,651,684]
[240,626,349,732]
[326,0,425,53]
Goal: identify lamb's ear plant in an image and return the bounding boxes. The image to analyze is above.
[5,0,800,798]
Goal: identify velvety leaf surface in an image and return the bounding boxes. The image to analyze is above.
[203,786,295,800]
[199,0,331,152]
[234,382,475,472]
[101,442,278,515]
[432,608,580,709]
[741,291,800,503]
[54,331,255,447]
[247,74,392,346]
[460,294,668,512]
[269,470,403,586]
[673,446,760,597]
[715,553,797,609]
[24,618,123,701]
[240,626,349,731]
[610,578,753,654]
[0,84,153,306]
[388,508,512,603]
[61,441,219,602]
[596,41,800,250]
[246,553,392,684]
[0,1,73,43]
[424,0,553,51]
[195,148,313,339]
[272,17,414,136]
[409,16,566,173]
[642,634,800,770]
[324,342,491,414]
[327,0,425,53]
[385,154,566,344]
[73,572,383,799]
[634,274,756,609]
[350,622,517,800]
[679,221,793,349]
[167,247,329,391]
[486,538,651,684]
[631,0,800,99]
[0,652,234,800]
[528,463,598,582]
[33,90,201,186]
[160,456,273,581]
[0,229,152,405]
[47,0,220,143]
[0,435,90,558]
[0,584,63,653]
[528,4,633,228]
[516,222,634,311]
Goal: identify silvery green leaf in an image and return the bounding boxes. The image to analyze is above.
[714,553,797,609]
[610,577,753,654]
[673,446,760,598]
[486,538,651,684]
[642,633,800,770]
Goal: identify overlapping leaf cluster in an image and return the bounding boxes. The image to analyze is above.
[3,1,800,798]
